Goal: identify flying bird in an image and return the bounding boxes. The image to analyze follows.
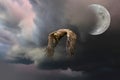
[46,29,77,57]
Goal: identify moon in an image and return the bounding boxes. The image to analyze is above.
[88,4,111,35]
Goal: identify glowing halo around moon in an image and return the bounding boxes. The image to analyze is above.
[88,4,111,35]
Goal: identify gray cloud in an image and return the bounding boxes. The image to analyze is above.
[5,0,88,69]
[30,0,96,45]
[0,62,119,80]
[0,0,119,73]
[0,0,119,80]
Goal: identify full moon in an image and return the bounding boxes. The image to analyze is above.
[88,4,111,35]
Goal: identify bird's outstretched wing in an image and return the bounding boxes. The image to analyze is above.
[46,29,77,57]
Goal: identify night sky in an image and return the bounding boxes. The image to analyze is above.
[0,0,120,80]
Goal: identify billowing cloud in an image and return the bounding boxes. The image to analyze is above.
[0,62,119,80]
[4,0,91,69]
[0,0,119,73]
[0,0,119,80]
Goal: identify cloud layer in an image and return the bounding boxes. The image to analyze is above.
[0,0,119,73]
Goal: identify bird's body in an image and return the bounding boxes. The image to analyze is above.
[46,29,77,57]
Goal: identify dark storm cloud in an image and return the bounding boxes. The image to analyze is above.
[3,0,120,72]
[0,0,119,80]
[29,0,67,46]
[5,0,95,66]
[26,0,112,70]
[0,62,120,80]
[29,0,97,45]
